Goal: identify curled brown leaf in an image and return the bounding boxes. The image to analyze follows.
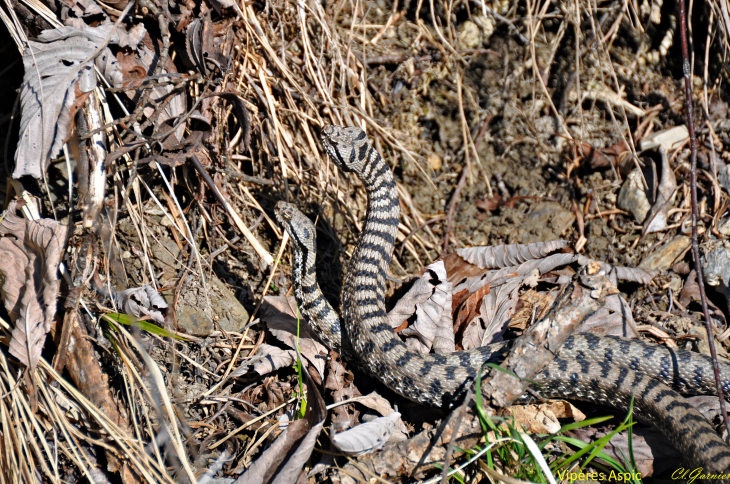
[0,201,68,369]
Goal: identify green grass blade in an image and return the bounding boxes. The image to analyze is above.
[103,313,189,341]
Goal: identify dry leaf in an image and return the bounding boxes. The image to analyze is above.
[461,278,522,349]
[520,400,586,420]
[269,420,325,484]
[15,25,125,179]
[454,253,575,295]
[252,344,297,376]
[0,201,68,369]
[357,391,397,417]
[642,147,677,235]
[576,256,657,284]
[453,284,491,335]
[556,263,640,337]
[476,193,501,212]
[580,140,630,172]
[457,240,568,270]
[136,44,186,143]
[235,359,325,484]
[68,0,103,17]
[331,412,402,456]
[261,296,328,381]
[111,285,167,324]
[579,291,639,338]
[509,289,551,331]
[325,352,361,427]
[389,261,454,354]
[510,405,561,433]
[357,391,408,441]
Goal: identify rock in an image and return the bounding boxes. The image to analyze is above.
[427,153,441,171]
[511,202,575,244]
[160,214,175,227]
[151,238,181,284]
[617,168,651,223]
[703,240,730,314]
[719,217,730,237]
[639,125,689,152]
[472,15,495,43]
[704,241,730,289]
[638,235,691,272]
[456,15,495,50]
[458,20,481,50]
[151,235,249,336]
[174,275,250,336]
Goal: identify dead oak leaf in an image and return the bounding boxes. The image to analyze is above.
[0,201,68,369]
[388,261,454,355]
[261,296,328,381]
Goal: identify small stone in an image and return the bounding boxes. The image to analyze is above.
[639,125,689,152]
[151,238,181,285]
[427,153,441,171]
[458,21,481,50]
[472,15,495,43]
[160,214,175,227]
[668,273,683,293]
[511,202,575,244]
[174,276,250,337]
[719,217,730,237]
[617,168,651,223]
[703,241,730,288]
[639,235,691,272]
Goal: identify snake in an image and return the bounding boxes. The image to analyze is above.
[274,126,730,476]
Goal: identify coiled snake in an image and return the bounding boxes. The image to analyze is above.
[275,126,730,476]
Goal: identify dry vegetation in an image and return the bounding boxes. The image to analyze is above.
[1,0,730,482]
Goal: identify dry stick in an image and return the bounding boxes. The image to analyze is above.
[189,154,274,266]
[678,0,730,438]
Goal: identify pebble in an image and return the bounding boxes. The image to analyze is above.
[174,276,250,336]
[458,20,481,50]
[719,217,730,237]
[511,202,575,244]
[151,237,249,336]
[703,241,730,295]
[638,235,691,272]
[617,168,650,223]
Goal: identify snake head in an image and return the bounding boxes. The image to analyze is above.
[274,201,317,250]
[321,126,370,174]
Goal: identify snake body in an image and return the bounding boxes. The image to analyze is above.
[275,126,730,475]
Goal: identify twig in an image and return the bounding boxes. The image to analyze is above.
[397,216,444,258]
[189,154,274,266]
[678,0,730,438]
[442,164,468,254]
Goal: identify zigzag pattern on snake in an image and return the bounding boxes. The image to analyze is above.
[275,126,730,476]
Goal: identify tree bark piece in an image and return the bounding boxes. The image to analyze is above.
[65,313,142,484]
[483,261,618,408]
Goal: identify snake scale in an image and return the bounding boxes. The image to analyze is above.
[275,126,730,476]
